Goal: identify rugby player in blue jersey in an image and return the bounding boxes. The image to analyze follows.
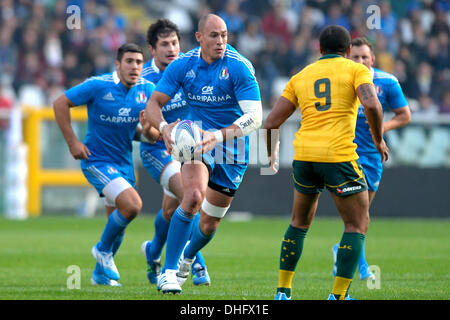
[139,19,210,286]
[145,14,262,294]
[331,37,411,280]
[53,43,156,286]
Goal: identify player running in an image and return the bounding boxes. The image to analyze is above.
[139,18,210,286]
[331,37,411,280]
[264,25,388,300]
[53,43,156,286]
[144,14,262,294]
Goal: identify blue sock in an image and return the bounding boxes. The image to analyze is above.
[190,214,206,267]
[150,209,170,260]
[97,209,130,252]
[194,251,206,268]
[93,263,102,274]
[359,240,368,268]
[184,221,215,260]
[94,220,125,275]
[162,207,194,272]
[112,231,125,256]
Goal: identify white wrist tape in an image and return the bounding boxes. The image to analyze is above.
[213,130,223,143]
[159,121,168,133]
[233,100,262,136]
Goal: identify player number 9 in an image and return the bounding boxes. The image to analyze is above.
[314,78,331,111]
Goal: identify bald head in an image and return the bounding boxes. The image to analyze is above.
[196,14,228,64]
[198,14,226,33]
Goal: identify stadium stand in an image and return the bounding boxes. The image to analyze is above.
[0,0,448,170]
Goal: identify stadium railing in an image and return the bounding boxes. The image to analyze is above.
[21,106,89,216]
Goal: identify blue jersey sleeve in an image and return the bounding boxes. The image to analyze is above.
[155,58,184,98]
[386,79,408,110]
[65,78,98,106]
[231,58,261,102]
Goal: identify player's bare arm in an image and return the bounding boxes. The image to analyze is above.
[357,83,389,161]
[264,96,296,170]
[53,93,91,160]
[145,90,178,152]
[382,106,411,133]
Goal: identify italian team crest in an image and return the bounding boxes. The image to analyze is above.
[376,85,382,95]
[219,67,229,80]
[136,91,147,103]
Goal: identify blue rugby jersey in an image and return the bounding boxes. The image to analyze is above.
[141,57,190,123]
[355,67,408,155]
[154,44,261,162]
[65,71,155,168]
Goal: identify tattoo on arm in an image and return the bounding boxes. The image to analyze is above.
[358,83,375,101]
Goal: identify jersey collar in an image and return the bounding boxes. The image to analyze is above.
[112,70,130,92]
[112,71,120,84]
[151,58,161,73]
[370,67,374,79]
[318,54,342,60]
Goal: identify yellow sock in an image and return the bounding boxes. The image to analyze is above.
[331,276,352,300]
[278,270,295,288]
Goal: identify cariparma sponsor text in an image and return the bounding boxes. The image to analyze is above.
[100,115,139,123]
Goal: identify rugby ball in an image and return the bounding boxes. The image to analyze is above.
[170,120,202,162]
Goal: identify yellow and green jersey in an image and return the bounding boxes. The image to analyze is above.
[281,54,373,163]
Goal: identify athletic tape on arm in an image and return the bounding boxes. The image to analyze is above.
[233,100,262,136]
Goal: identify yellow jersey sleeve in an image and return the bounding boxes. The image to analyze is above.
[281,78,299,107]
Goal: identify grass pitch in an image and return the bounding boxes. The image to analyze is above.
[0,215,448,300]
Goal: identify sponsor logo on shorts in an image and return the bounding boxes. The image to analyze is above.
[107,166,118,174]
[161,150,169,158]
[336,185,362,194]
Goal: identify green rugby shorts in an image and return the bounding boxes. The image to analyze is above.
[292,159,368,196]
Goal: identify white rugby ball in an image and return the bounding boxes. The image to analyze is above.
[170,120,202,162]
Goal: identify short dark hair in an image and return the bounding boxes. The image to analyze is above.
[116,43,143,61]
[146,18,180,48]
[351,37,374,52]
[319,25,351,55]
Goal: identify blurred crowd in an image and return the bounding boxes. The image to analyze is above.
[0,0,449,122]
